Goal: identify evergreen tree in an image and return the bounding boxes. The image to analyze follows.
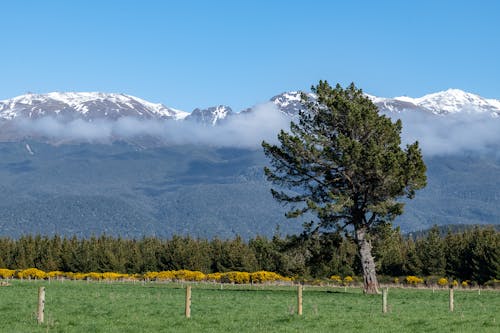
[400,237,422,275]
[469,227,500,284]
[262,81,426,293]
[418,226,446,276]
[373,224,405,276]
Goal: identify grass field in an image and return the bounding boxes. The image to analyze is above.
[0,280,498,332]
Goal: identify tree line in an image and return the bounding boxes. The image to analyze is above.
[0,225,498,284]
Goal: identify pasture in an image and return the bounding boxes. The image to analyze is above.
[0,280,498,332]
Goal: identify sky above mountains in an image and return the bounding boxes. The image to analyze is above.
[1,1,499,112]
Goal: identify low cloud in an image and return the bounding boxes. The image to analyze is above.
[387,111,500,156]
[14,103,291,148]
[12,105,500,156]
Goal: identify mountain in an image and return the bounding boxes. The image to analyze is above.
[0,89,498,239]
[185,105,233,126]
[1,89,499,127]
[0,92,189,121]
[367,89,500,116]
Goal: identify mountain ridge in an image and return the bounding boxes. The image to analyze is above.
[1,89,499,128]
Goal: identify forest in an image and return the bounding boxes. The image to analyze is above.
[0,225,498,285]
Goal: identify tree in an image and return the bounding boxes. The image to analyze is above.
[373,224,405,276]
[262,81,426,293]
[418,226,446,276]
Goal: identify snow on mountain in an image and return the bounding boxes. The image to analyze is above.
[0,89,499,130]
[270,91,316,116]
[267,89,500,121]
[368,89,500,116]
[0,92,188,121]
[185,105,233,126]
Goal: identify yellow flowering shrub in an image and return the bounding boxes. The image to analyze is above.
[461,280,469,288]
[47,271,65,279]
[143,271,159,280]
[154,271,176,281]
[0,268,15,279]
[251,271,288,283]
[221,271,251,284]
[437,277,448,286]
[86,272,103,280]
[101,272,129,280]
[0,267,293,284]
[394,277,400,284]
[452,280,458,287]
[66,272,87,280]
[329,275,342,284]
[174,270,206,281]
[343,276,354,285]
[206,272,223,282]
[405,276,424,285]
[17,268,47,280]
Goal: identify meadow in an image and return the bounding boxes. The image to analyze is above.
[0,280,498,333]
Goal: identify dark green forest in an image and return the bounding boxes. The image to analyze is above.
[0,225,498,285]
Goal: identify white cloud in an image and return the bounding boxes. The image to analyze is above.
[14,103,290,148]
[14,106,500,156]
[387,111,500,156]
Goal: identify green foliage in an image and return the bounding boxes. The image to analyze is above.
[373,224,405,276]
[262,81,427,233]
[0,225,497,284]
[262,81,427,292]
[418,226,446,276]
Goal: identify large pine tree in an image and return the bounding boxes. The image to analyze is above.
[262,81,427,293]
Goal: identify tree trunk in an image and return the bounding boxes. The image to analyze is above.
[355,225,380,294]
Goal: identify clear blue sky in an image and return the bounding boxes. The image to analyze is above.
[1,0,499,111]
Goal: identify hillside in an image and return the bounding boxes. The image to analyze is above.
[0,89,498,238]
[0,140,498,238]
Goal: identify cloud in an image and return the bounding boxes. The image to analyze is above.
[12,105,500,156]
[13,102,291,148]
[386,111,500,156]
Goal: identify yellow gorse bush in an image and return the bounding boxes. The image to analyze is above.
[47,271,65,279]
[124,269,290,284]
[405,276,424,285]
[16,268,47,280]
[343,276,354,285]
[0,268,16,279]
[329,275,342,284]
[437,277,449,286]
[251,271,290,283]
[206,272,223,282]
[221,271,251,284]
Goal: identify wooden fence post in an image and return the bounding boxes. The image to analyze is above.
[185,285,191,318]
[37,287,45,324]
[449,288,454,312]
[382,287,388,313]
[297,285,303,316]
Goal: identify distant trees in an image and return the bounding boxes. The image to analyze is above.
[0,226,497,284]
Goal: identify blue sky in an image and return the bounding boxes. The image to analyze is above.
[1,0,499,111]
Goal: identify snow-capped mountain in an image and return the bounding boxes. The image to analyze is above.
[0,89,499,133]
[270,91,316,116]
[0,92,189,121]
[367,89,500,116]
[185,105,233,126]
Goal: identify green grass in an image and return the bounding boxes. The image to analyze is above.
[0,280,498,332]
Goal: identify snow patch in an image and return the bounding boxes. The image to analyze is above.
[25,143,34,155]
